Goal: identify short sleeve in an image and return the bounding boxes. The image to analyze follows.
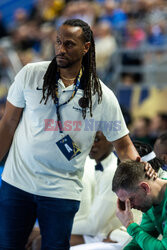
[7,65,27,108]
[100,84,129,142]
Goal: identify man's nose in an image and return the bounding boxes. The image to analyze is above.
[91,142,97,149]
[58,44,66,54]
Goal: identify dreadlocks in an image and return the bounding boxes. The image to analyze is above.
[41,19,102,119]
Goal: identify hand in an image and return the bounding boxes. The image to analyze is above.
[116,199,134,228]
[136,157,157,180]
[143,162,157,180]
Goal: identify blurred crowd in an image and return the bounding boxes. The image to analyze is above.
[0,0,167,147]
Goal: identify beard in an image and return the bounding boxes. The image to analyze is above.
[56,57,71,68]
[139,198,153,213]
[55,54,82,68]
[57,64,70,68]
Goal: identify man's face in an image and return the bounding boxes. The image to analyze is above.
[154,139,167,164]
[116,187,153,213]
[55,25,89,68]
[89,131,113,162]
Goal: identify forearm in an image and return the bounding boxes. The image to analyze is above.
[112,135,139,162]
[124,239,142,250]
[0,120,15,161]
[127,223,167,250]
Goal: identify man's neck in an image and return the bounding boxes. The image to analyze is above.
[153,179,167,205]
[59,63,82,87]
[95,151,112,164]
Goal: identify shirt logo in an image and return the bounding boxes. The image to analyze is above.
[36,87,43,90]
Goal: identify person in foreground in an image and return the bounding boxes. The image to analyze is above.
[0,18,154,250]
[112,160,167,249]
[26,131,121,249]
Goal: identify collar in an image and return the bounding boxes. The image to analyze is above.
[95,152,117,171]
[58,79,74,91]
[58,78,84,91]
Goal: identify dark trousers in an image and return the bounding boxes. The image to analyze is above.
[0,180,80,250]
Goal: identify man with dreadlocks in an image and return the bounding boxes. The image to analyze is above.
[0,19,154,249]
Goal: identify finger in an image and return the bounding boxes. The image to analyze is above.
[144,162,149,171]
[153,172,158,180]
[149,169,154,177]
[146,165,154,177]
[125,199,131,211]
[147,168,152,176]
[144,163,155,178]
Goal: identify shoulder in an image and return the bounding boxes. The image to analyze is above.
[100,80,117,100]
[25,61,51,73]
[21,61,51,86]
[98,80,120,109]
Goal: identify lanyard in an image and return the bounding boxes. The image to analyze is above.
[55,68,83,133]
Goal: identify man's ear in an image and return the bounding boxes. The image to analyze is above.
[83,42,91,54]
[139,182,150,194]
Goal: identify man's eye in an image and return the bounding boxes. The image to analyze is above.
[65,42,73,48]
[56,40,61,45]
[94,137,100,142]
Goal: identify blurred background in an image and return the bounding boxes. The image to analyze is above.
[0,0,167,153]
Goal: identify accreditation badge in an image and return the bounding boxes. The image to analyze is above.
[56,135,81,161]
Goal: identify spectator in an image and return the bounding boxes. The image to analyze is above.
[131,117,155,145]
[154,132,167,168]
[151,113,167,138]
[123,18,146,49]
[99,0,127,33]
[94,21,117,74]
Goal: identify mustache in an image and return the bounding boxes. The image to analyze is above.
[55,53,66,58]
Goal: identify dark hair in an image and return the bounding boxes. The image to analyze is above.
[112,161,146,193]
[133,141,164,172]
[41,18,102,119]
[157,132,167,146]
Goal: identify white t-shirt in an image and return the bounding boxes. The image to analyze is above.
[72,153,121,238]
[2,61,129,200]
